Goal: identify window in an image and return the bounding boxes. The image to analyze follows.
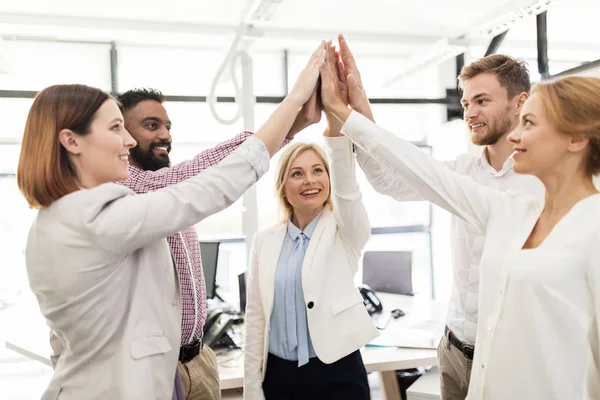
[0,41,111,91]
[0,98,33,144]
[118,47,286,97]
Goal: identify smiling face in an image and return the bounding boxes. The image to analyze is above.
[123,99,173,171]
[60,99,137,187]
[461,72,521,146]
[282,149,331,216]
[507,93,586,178]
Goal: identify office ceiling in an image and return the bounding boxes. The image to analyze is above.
[0,0,598,69]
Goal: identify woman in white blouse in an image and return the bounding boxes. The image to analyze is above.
[243,135,379,399]
[319,43,600,400]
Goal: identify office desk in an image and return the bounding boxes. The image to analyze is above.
[5,293,446,400]
[216,293,445,399]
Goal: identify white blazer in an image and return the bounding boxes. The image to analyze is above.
[26,138,268,400]
[243,136,380,400]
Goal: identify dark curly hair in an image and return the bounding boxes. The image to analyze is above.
[116,88,165,113]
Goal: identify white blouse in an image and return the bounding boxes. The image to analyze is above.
[356,140,544,345]
[341,111,600,399]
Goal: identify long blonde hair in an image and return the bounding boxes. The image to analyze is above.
[275,142,333,222]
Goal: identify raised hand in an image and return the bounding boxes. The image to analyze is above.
[338,34,374,122]
[288,42,326,106]
[286,88,322,139]
[320,40,351,124]
[323,44,350,137]
[335,50,349,107]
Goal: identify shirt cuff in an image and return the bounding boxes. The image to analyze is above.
[234,136,270,178]
[340,110,381,155]
[323,135,352,151]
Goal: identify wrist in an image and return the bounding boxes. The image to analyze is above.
[323,127,343,137]
[284,93,304,110]
[331,104,352,124]
[325,114,342,135]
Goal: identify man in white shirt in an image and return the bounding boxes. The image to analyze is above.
[336,35,544,399]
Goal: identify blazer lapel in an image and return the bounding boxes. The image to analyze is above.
[301,209,334,285]
[259,225,287,321]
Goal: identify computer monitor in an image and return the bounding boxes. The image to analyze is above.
[199,241,220,299]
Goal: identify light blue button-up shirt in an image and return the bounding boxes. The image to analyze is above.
[268,212,322,367]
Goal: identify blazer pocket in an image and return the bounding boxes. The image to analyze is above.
[130,335,172,360]
[331,292,364,316]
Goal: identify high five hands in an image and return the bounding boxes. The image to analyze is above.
[287,35,373,139]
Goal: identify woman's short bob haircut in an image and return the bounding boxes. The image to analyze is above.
[18,84,110,208]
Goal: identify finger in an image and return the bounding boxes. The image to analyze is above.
[347,73,359,90]
[308,42,326,70]
[328,43,338,75]
[336,59,347,84]
[325,40,333,65]
[338,34,359,76]
[324,46,334,78]
[348,73,367,100]
[314,42,327,67]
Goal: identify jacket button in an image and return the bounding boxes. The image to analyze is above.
[307,301,314,309]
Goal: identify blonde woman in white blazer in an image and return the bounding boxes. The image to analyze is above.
[243,135,379,399]
[320,45,600,400]
[16,44,325,400]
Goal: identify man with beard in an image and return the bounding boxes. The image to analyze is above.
[116,88,319,400]
[337,46,544,400]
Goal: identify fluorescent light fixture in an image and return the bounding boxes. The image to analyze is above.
[478,0,559,37]
[241,0,284,23]
[383,0,560,85]
[250,0,284,22]
[384,38,467,87]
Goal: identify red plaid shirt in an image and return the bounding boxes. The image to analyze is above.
[120,131,253,345]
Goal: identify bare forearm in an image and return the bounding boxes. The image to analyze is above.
[254,96,303,156]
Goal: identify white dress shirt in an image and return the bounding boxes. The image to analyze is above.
[357,143,544,344]
[342,111,600,400]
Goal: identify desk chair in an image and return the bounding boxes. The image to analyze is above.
[363,251,425,399]
[362,251,414,295]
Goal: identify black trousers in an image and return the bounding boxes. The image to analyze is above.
[262,351,370,400]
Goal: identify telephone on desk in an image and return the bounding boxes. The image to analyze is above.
[359,284,383,314]
[203,301,243,348]
[359,284,404,330]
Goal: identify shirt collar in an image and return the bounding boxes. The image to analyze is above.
[478,147,515,177]
[287,209,323,241]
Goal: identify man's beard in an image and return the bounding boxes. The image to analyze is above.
[130,140,171,171]
[470,114,513,146]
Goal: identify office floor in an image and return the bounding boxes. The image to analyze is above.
[0,306,386,400]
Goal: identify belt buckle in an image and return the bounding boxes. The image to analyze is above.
[461,343,474,359]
